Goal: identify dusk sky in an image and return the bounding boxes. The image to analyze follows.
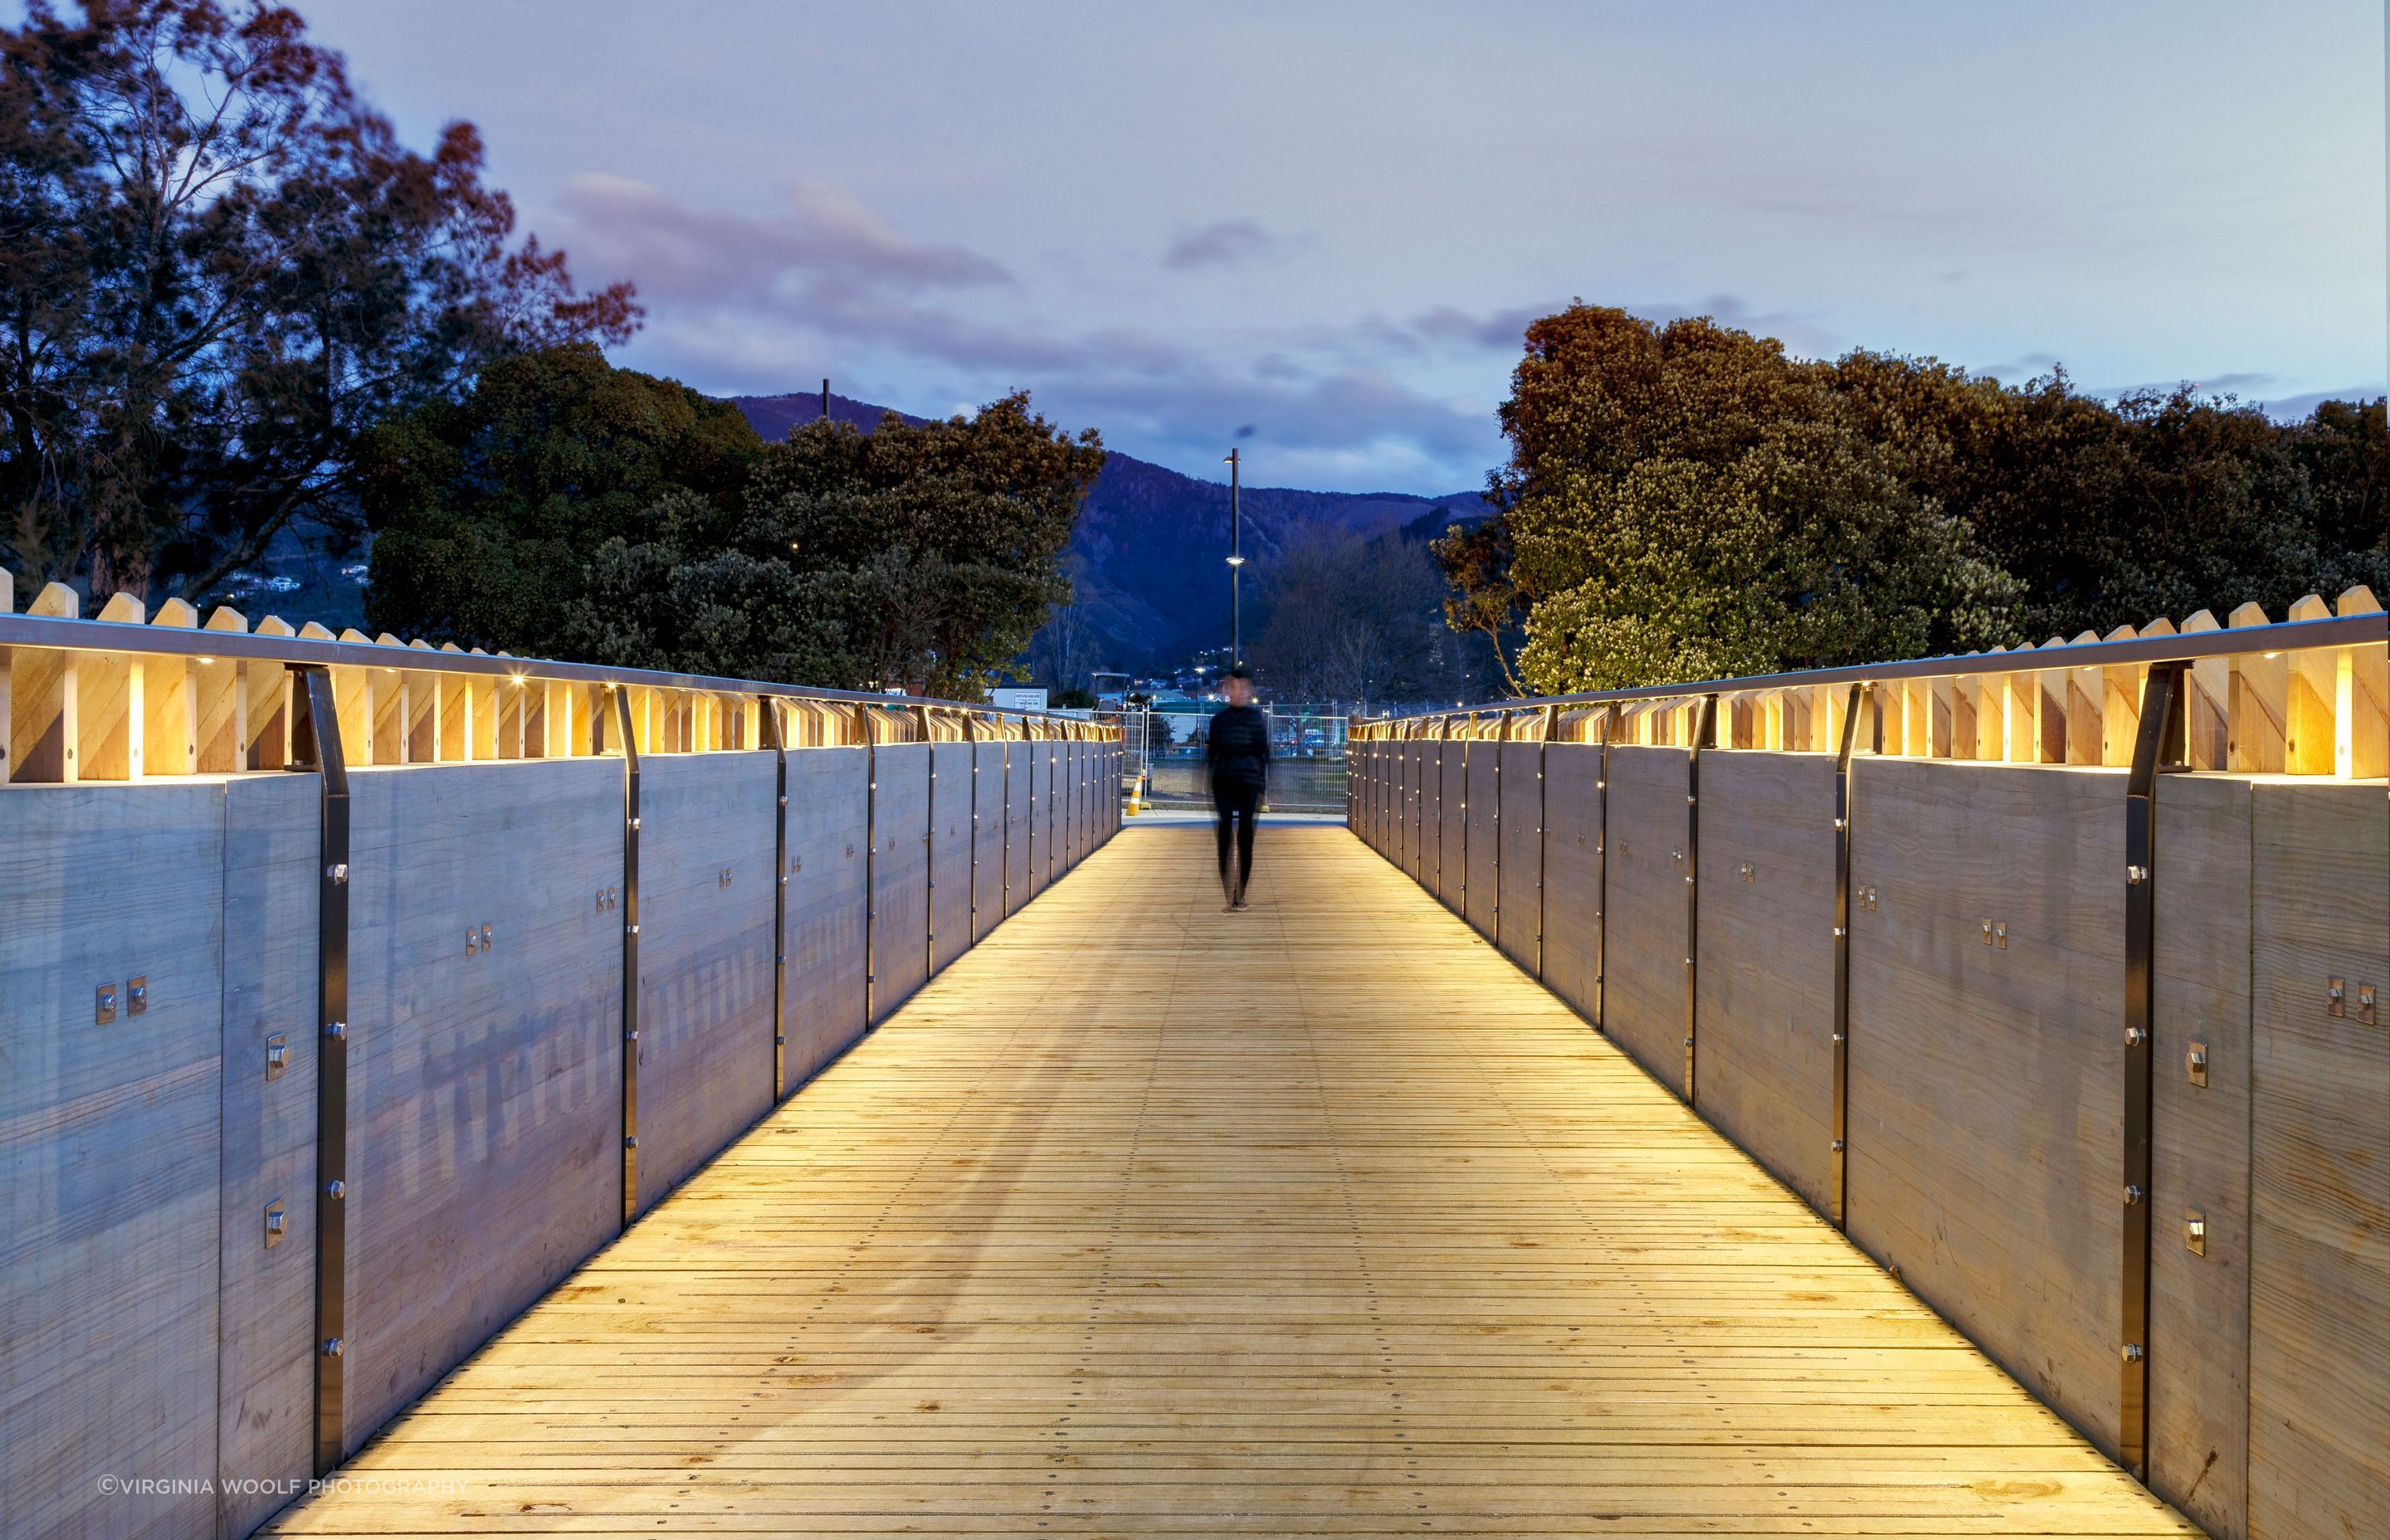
[299,0,2386,495]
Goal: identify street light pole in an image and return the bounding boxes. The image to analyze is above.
[1223,447,1244,670]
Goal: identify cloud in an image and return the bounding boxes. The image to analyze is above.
[548,173,1012,313]
[2261,385,2384,421]
[1407,294,1836,360]
[558,178,1502,490]
[1972,351,2063,383]
[1410,303,1558,353]
[1163,220,1276,270]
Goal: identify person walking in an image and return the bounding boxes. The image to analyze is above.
[1206,667,1271,910]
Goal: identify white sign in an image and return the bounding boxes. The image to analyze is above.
[989,688,1048,711]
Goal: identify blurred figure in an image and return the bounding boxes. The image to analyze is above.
[1207,667,1271,909]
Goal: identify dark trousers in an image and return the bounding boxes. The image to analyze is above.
[1213,781,1261,899]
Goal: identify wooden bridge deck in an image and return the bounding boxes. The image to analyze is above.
[271,823,2195,1538]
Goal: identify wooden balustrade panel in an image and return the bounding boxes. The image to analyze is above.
[631,753,778,1216]
[1838,758,2256,1477]
[1377,743,1399,870]
[2149,775,2256,1539]
[0,784,228,1540]
[1006,741,1035,914]
[1846,759,2124,1455]
[1380,743,1396,854]
[1539,743,1604,1022]
[2246,781,2389,1540]
[1498,741,1543,972]
[929,739,973,976]
[869,743,932,1021]
[970,742,1007,943]
[1401,743,1428,882]
[1464,742,1500,938]
[216,774,325,1540]
[1691,749,1839,1216]
[1041,743,1062,889]
[782,748,869,1092]
[1601,745,1691,1095]
[1066,740,1085,868]
[342,759,625,1459]
[1436,741,1467,909]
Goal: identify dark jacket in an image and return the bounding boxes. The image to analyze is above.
[1206,704,1272,792]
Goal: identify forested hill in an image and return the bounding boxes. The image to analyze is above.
[729,391,1486,663]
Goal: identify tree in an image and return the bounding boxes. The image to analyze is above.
[366,359,1104,692]
[1024,562,1107,694]
[1,0,637,600]
[1478,305,2018,693]
[1250,519,1465,704]
[559,389,1104,696]
[1457,302,2384,694]
[1428,515,1523,695]
[361,344,758,652]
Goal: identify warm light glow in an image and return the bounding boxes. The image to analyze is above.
[1226,553,1245,566]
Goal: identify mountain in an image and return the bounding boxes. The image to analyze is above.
[729,390,1490,665]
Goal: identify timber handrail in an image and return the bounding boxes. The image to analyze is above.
[0,576,1115,784]
[0,607,1077,717]
[1354,589,2387,780]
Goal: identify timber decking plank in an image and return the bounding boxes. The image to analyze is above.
[266,825,2193,1540]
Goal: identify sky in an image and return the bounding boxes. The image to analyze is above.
[285,0,2384,495]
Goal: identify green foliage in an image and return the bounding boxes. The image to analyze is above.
[1051,686,1097,709]
[571,391,1104,696]
[1456,304,2388,694]
[1487,308,2019,694]
[0,0,637,600]
[361,344,758,651]
[1427,517,1523,694]
[368,356,1105,696]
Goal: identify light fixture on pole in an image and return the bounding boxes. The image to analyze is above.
[1223,447,1244,670]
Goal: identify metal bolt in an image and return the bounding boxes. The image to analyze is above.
[624,1135,638,1150]
[324,1179,345,1199]
[2122,1343,2144,1363]
[326,862,349,885]
[322,1338,344,1357]
[1831,1138,1845,1152]
[324,1021,347,1040]
[2124,1184,2144,1206]
[2125,864,2149,885]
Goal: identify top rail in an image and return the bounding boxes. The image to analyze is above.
[0,609,1087,724]
[1373,612,2383,723]
[1354,590,2387,779]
